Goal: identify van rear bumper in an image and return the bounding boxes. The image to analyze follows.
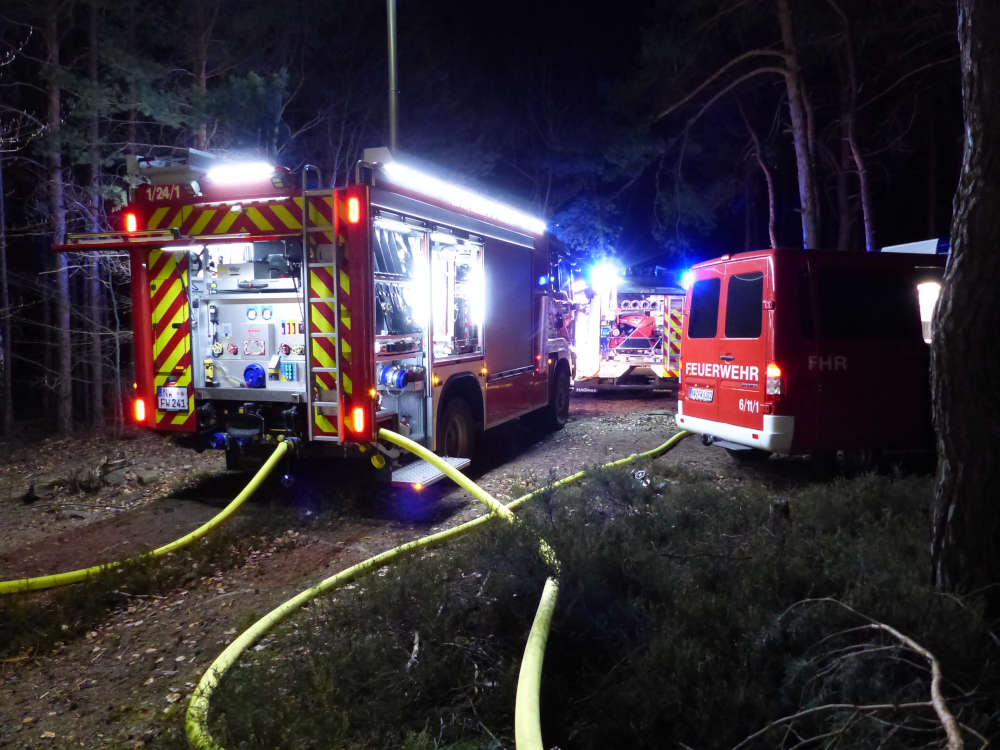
[676,402,795,453]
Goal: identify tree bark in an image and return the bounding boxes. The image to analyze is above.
[931,0,1000,612]
[0,157,13,436]
[46,0,72,435]
[739,102,777,248]
[88,0,104,426]
[827,0,876,253]
[776,0,819,249]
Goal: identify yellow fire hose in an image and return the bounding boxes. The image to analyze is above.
[186,428,692,750]
[0,440,292,595]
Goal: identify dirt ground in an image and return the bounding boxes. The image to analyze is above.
[0,392,749,749]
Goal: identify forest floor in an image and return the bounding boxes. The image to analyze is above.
[0,392,824,749]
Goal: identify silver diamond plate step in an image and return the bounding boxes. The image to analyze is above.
[391,456,471,488]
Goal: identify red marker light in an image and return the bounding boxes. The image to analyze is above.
[133,397,147,423]
[347,196,361,224]
[351,406,366,433]
[124,212,138,233]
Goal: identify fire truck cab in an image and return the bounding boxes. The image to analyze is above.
[676,249,945,460]
[62,149,574,487]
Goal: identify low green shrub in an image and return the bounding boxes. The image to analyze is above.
[210,465,999,749]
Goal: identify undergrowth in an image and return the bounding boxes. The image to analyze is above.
[0,496,339,660]
[210,466,999,749]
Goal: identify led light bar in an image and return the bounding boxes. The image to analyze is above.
[382,161,546,235]
[205,161,274,185]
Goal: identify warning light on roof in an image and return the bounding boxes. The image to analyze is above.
[133,397,146,423]
[347,196,361,224]
[124,212,138,233]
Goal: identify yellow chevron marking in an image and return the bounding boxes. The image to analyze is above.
[339,303,351,331]
[190,209,216,235]
[246,206,274,232]
[149,207,170,229]
[308,200,330,229]
[152,277,184,321]
[310,271,334,299]
[155,337,187,374]
[311,304,335,333]
[168,207,187,229]
[341,339,351,360]
[339,270,350,294]
[271,203,301,230]
[313,412,337,434]
[342,374,352,396]
[313,342,336,368]
[215,210,238,233]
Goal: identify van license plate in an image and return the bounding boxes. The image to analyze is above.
[157,386,189,412]
[687,386,714,402]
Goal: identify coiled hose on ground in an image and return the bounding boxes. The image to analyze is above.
[186,428,692,750]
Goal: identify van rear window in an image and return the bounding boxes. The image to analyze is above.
[688,278,721,338]
[816,271,921,340]
[725,271,764,338]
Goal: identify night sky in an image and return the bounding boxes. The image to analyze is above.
[1,0,963,270]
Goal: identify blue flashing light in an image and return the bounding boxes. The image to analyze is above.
[589,260,623,293]
[538,274,549,286]
[679,269,695,291]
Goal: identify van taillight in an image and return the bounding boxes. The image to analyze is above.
[765,362,783,396]
[133,397,147,423]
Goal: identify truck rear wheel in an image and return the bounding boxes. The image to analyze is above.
[437,398,475,458]
[545,366,571,430]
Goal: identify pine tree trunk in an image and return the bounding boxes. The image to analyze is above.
[931,0,1000,613]
[776,0,819,249]
[46,0,72,435]
[88,0,104,427]
[0,157,13,436]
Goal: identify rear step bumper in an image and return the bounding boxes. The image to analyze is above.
[391,456,472,489]
[676,402,795,453]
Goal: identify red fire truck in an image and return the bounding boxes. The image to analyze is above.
[60,149,574,487]
[573,268,684,392]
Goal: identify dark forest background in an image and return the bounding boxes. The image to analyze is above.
[0,0,961,433]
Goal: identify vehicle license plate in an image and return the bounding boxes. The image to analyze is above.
[156,386,189,412]
[687,386,714,403]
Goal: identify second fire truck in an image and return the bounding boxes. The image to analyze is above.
[61,149,574,488]
[573,267,684,392]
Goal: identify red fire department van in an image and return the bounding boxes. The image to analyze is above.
[60,149,574,487]
[676,248,946,460]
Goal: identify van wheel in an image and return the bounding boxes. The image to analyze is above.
[545,366,571,430]
[725,447,771,463]
[437,398,475,458]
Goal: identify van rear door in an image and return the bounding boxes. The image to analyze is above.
[716,258,769,434]
[680,266,724,422]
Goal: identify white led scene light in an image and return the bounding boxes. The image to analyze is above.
[205,162,275,185]
[382,161,547,235]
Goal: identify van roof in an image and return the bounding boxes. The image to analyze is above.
[691,248,947,271]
